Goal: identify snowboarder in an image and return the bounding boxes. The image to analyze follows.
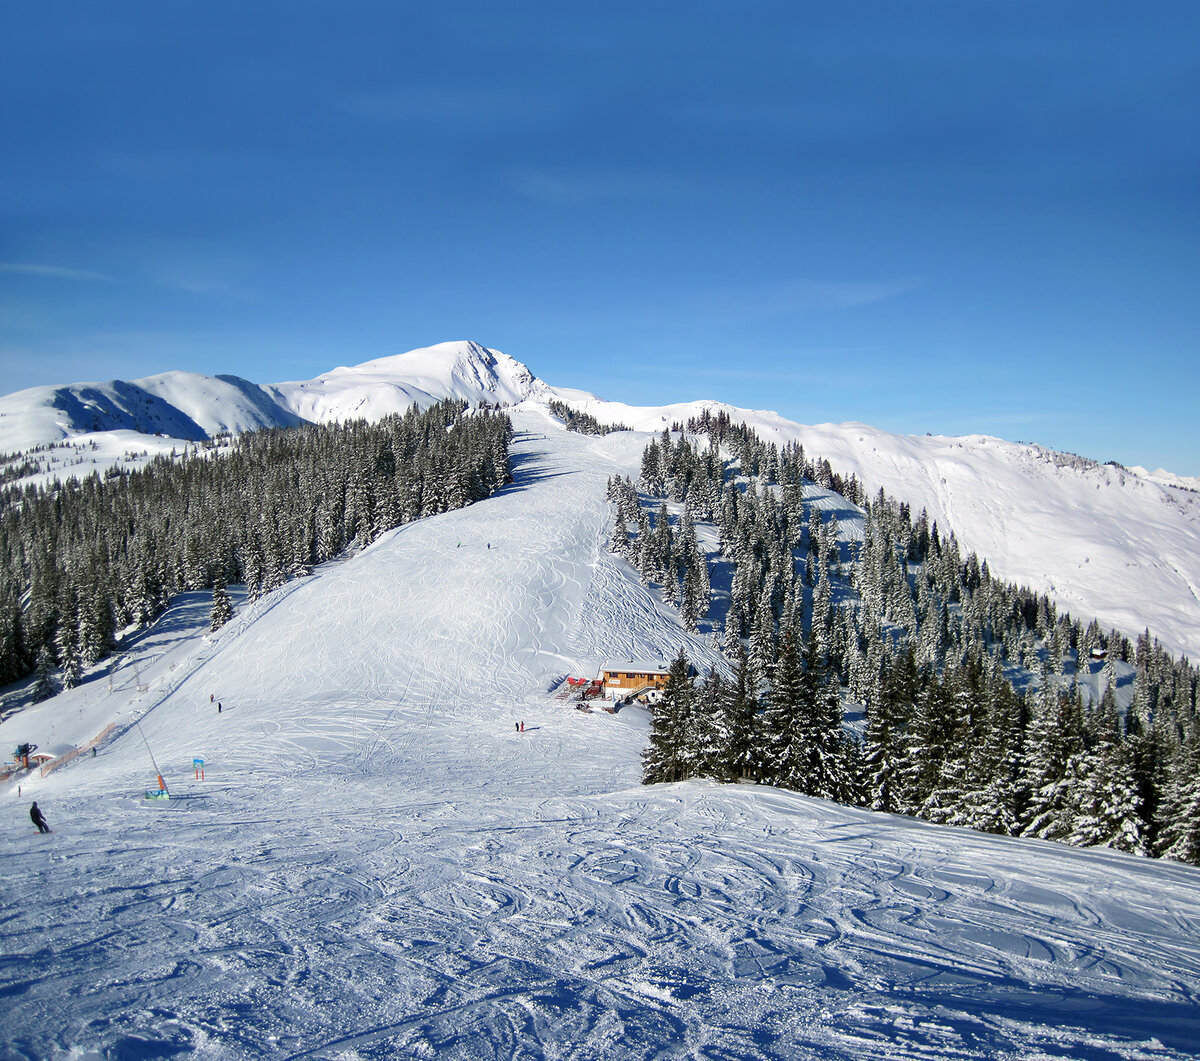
[515,722,520,732]
[218,702,222,713]
[30,802,50,834]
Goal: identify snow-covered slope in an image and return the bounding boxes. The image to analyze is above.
[3,338,1199,658]
[550,395,1200,660]
[3,415,1198,1060]
[0,370,307,453]
[768,423,1200,661]
[268,339,550,423]
[0,341,540,457]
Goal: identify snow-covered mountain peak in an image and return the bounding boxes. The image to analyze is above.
[0,370,308,455]
[3,340,1200,658]
[268,340,549,423]
[365,339,527,379]
[323,340,533,395]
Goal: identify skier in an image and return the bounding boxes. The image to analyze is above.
[218,702,222,713]
[30,802,50,834]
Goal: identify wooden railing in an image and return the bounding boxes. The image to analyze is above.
[38,723,118,778]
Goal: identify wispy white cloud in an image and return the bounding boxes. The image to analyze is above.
[664,276,923,326]
[132,244,256,299]
[152,273,252,298]
[774,278,923,310]
[690,358,865,385]
[0,262,114,283]
[337,87,565,128]
[1,254,252,298]
[508,169,697,206]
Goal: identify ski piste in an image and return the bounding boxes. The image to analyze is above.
[2,412,1199,1059]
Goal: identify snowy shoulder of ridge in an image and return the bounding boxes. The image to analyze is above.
[773,422,1200,660]
[554,393,1200,660]
[539,391,801,437]
[268,340,551,423]
[1130,465,1200,493]
[0,370,306,455]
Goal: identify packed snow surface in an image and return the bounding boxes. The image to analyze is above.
[4,415,1199,1060]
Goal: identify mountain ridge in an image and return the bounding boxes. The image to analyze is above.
[2,410,1198,1060]
[3,339,1199,659]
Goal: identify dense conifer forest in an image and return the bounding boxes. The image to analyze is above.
[612,413,1200,865]
[546,399,631,436]
[0,400,511,698]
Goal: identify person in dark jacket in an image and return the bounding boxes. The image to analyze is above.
[30,802,50,833]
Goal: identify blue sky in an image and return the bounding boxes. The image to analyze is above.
[2,2,1197,474]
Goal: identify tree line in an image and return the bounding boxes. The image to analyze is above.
[547,399,631,436]
[0,401,512,699]
[615,422,1200,865]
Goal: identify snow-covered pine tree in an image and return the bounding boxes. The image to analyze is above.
[761,627,804,788]
[680,561,706,632]
[721,608,742,658]
[258,518,287,595]
[31,644,57,703]
[210,575,234,632]
[914,665,976,825]
[687,668,729,779]
[609,512,631,559]
[0,587,26,686]
[642,650,694,784]
[863,644,915,813]
[811,569,832,656]
[77,577,115,668]
[56,590,82,690]
[719,647,760,782]
[1020,673,1085,842]
[958,674,1024,836]
[1156,726,1200,864]
[1066,694,1147,854]
[896,666,950,816]
[639,435,663,497]
[792,628,850,801]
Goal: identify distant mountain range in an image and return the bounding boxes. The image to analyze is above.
[3,339,1199,659]
[0,341,543,449]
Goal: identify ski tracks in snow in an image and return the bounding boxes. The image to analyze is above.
[4,416,1200,1060]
